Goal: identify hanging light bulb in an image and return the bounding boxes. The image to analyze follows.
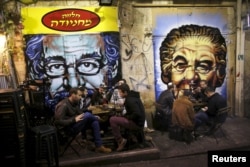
[0,33,6,53]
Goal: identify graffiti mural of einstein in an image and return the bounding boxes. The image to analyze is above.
[159,24,227,97]
[24,32,120,112]
[25,33,120,93]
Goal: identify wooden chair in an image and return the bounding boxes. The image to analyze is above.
[205,106,231,143]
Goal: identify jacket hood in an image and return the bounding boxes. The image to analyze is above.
[127,90,140,98]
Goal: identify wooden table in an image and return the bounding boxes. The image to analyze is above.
[193,102,207,107]
[90,105,111,115]
[192,102,207,112]
[89,105,113,123]
[90,104,124,118]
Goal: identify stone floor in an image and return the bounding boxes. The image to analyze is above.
[58,116,250,167]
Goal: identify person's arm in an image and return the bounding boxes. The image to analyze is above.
[124,99,141,120]
[172,103,178,125]
[187,102,195,126]
[116,98,125,106]
[156,96,173,114]
[91,91,98,105]
[81,97,91,112]
[54,103,76,126]
[110,89,118,104]
[161,105,172,115]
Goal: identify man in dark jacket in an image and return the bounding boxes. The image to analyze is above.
[54,87,111,153]
[154,82,175,131]
[109,84,146,151]
[194,86,227,129]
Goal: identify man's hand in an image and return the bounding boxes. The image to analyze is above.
[201,106,208,112]
[95,115,101,120]
[88,105,96,110]
[75,113,84,122]
[193,87,201,93]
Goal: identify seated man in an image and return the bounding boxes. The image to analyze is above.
[109,79,127,105]
[78,86,100,140]
[194,86,227,132]
[191,80,209,103]
[109,79,127,115]
[169,95,195,143]
[109,84,145,151]
[54,87,111,153]
[154,82,175,131]
[78,86,92,112]
[172,95,195,131]
[91,84,108,105]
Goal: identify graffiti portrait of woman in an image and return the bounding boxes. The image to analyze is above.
[159,24,227,97]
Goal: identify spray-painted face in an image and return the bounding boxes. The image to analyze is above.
[171,37,216,90]
[43,34,108,92]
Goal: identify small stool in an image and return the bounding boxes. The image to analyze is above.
[28,125,59,167]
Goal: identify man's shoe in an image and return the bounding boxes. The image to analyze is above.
[95,145,112,153]
[144,128,155,133]
[116,138,127,151]
[194,133,204,140]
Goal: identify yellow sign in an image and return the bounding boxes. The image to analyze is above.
[21,7,118,34]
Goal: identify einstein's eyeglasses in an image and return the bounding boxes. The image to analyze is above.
[45,57,104,77]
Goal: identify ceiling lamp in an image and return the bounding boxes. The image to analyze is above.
[99,0,112,6]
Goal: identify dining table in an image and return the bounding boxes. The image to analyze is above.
[191,100,207,112]
[91,105,111,115]
[89,103,122,119]
[88,105,111,122]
